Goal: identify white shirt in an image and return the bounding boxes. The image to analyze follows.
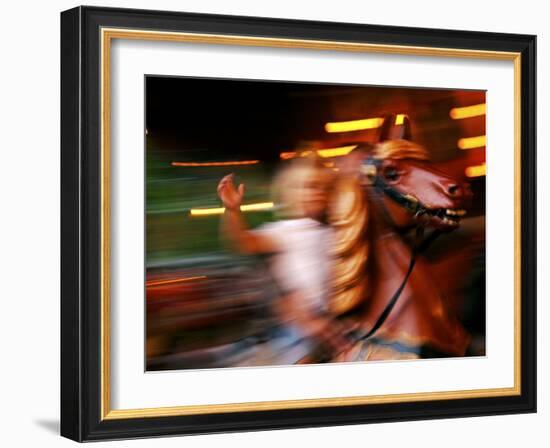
[254,218,333,314]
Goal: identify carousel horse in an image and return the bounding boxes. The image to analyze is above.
[329,114,475,361]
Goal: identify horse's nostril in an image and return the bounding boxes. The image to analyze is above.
[448,184,461,196]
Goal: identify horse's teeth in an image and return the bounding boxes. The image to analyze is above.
[446,209,466,216]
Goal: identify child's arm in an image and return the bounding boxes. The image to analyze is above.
[217,174,277,254]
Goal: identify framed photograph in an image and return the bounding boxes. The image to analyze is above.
[60,6,536,441]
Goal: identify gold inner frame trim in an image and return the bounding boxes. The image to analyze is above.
[100,27,522,420]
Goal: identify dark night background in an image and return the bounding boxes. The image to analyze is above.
[146,76,486,164]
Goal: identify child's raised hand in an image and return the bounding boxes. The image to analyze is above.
[217,173,245,211]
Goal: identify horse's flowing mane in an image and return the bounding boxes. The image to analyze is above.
[374,139,429,162]
[329,139,429,315]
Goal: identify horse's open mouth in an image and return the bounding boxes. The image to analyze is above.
[424,208,467,228]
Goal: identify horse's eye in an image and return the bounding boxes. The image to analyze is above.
[384,167,400,182]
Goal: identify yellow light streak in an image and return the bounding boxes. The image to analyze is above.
[190,202,274,216]
[450,103,486,120]
[324,117,384,133]
[316,145,357,158]
[190,207,226,216]
[241,202,274,212]
[465,163,486,177]
[395,114,407,125]
[171,160,259,167]
[279,145,357,160]
[458,135,486,150]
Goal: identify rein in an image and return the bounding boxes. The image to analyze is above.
[362,157,429,217]
[355,225,441,342]
[352,158,442,342]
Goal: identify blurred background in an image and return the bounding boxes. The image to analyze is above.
[145,76,486,370]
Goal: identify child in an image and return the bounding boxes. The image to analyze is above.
[217,157,351,363]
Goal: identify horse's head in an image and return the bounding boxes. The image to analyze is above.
[361,115,472,232]
[365,152,472,231]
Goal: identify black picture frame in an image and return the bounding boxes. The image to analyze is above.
[61,5,536,442]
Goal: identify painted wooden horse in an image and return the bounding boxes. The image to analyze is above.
[329,114,475,361]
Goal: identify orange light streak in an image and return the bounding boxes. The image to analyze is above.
[146,276,207,287]
[171,160,259,167]
[279,145,357,160]
[458,135,486,150]
[465,163,486,178]
[325,117,384,133]
[395,114,407,125]
[450,103,486,120]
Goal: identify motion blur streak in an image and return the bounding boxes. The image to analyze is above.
[458,135,486,150]
[279,145,357,160]
[189,206,225,216]
[465,163,487,177]
[280,151,298,159]
[146,276,207,287]
[450,103,486,120]
[394,113,407,125]
[324,117,384,132]
[171,160,260,167]
[317,145,358,158]
[190,202,274,216]
[240,202,275,211]
[324,114,406,132]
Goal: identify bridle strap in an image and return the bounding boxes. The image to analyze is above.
[365,157,430,216]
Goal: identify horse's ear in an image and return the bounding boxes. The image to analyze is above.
[377,113,412,142]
